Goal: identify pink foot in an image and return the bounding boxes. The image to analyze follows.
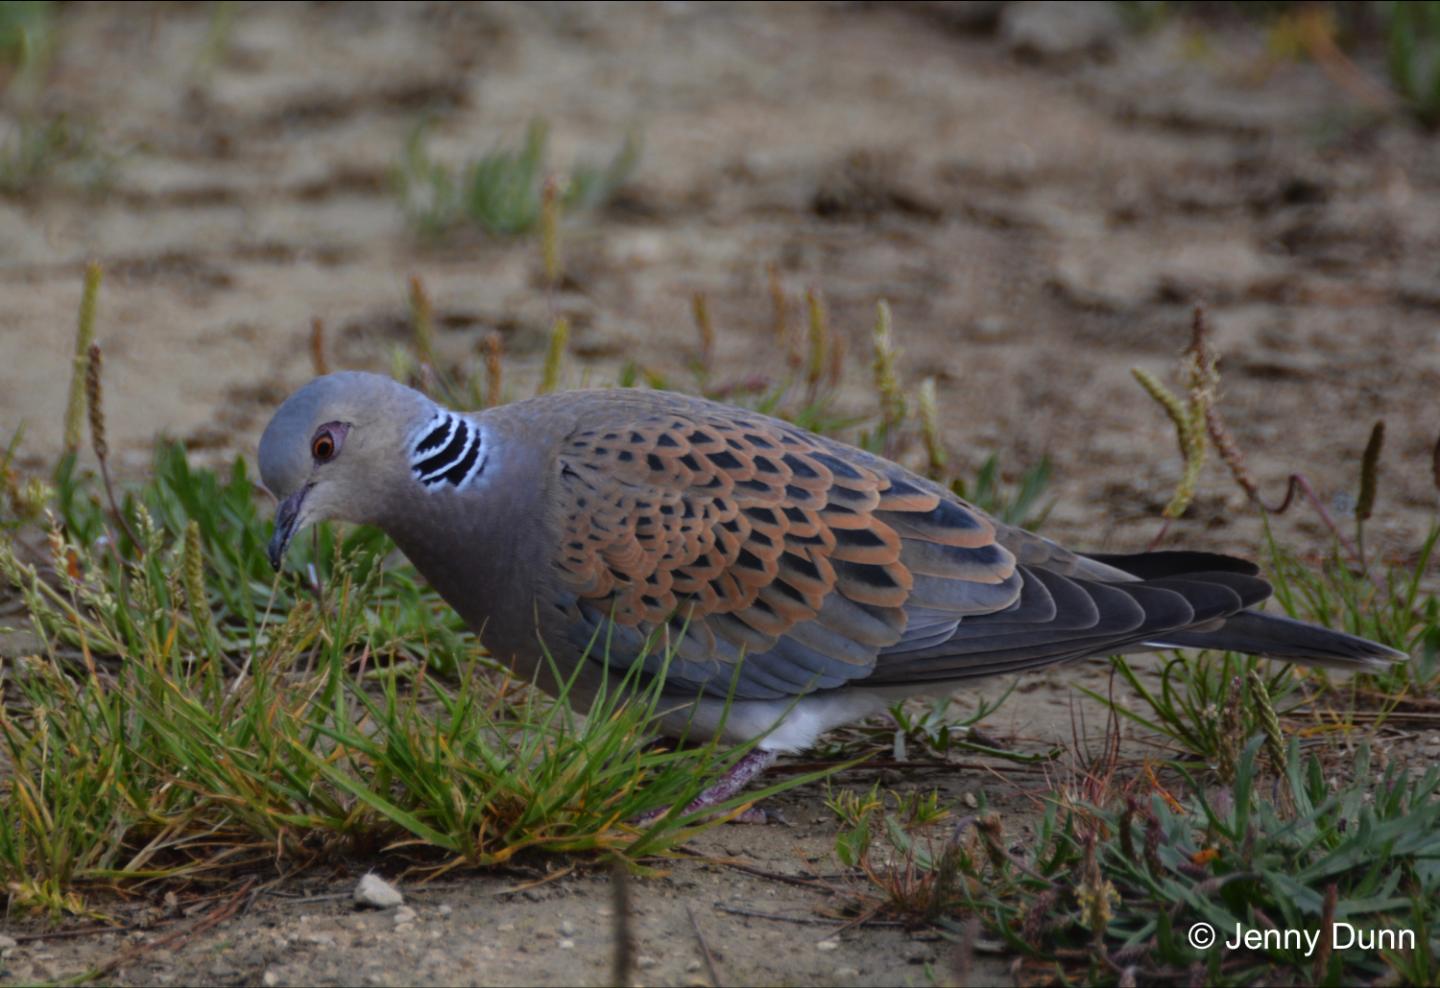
[635,749,778,825]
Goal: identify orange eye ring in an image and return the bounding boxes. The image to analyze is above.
[311,432,336,462]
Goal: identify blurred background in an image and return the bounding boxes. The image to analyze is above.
[1,1,1437,555]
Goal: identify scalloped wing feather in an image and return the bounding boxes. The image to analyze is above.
[551,394,1021,698]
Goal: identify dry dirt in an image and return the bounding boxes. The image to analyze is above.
[1,2,1438,985]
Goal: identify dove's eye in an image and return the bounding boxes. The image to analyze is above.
[311,423,347,463]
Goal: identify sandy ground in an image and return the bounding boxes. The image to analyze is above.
[2,2,1439,985]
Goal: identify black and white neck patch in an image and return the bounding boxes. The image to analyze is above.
[410,411,487,489]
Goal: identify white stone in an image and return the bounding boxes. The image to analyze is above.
[354,872,404,909]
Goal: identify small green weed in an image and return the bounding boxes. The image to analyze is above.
[826,784,974,925]
[395,118,639,238]
[1384,0,1440,128]
[1262,522,1440,699]
[0,115,118,196]
[1087,653,1298,778]
[951,453,1054,530]
[812,684,1058,766]
[0,0,54,94]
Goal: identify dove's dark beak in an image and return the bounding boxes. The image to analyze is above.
[268,487,310,570]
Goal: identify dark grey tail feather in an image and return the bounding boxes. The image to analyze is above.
[1151,610,1407,670]
[1086,550,1262,579]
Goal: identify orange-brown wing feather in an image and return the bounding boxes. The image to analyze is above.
[550,393,1021,698]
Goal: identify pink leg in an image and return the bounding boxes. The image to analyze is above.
[636,748,779,825]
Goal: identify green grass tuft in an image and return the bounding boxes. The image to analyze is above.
[1385,0,1440,128]
[0,115,118,197]
[395,118,639,239]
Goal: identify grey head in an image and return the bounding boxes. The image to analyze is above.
[258,371,436,568]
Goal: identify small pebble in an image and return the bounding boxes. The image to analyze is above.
[0,934,17,951]
[263,970,280,987]
[818,939,840,952]
[974,314,1009,338]
[393,906,418,925]
[354,872,404,910]
[637,954,658,970]
[558,939,575,949]
[559,919,575,936]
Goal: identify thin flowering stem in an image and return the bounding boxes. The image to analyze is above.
[86,343,141,554]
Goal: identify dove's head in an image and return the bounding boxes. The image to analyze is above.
[259,372,432,569]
